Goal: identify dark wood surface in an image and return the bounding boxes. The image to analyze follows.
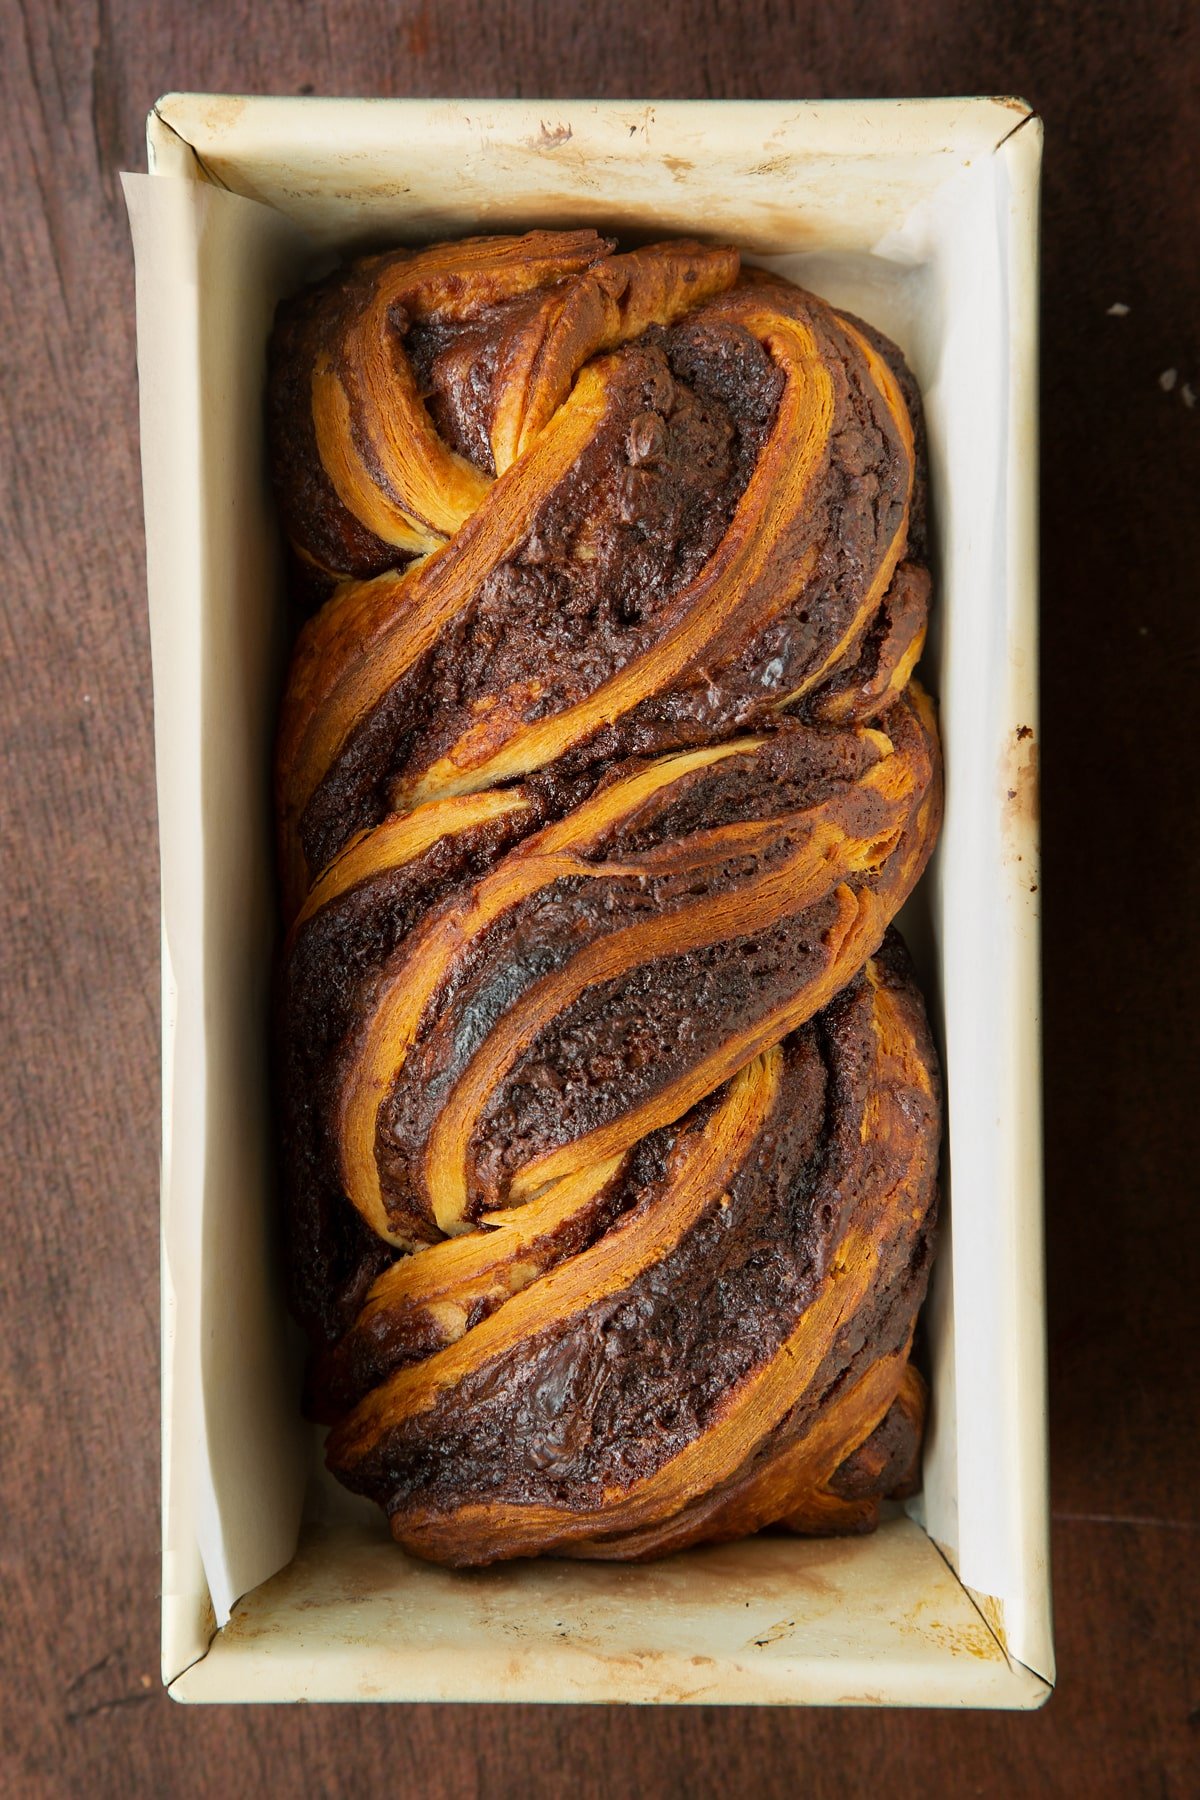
[2,2,1197,1793]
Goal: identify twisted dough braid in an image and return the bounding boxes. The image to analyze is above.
[270,232,943,1566]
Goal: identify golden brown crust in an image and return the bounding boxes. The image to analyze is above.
[272,256,926,913]
[270,231,943,1566]
[326,939,939,1566]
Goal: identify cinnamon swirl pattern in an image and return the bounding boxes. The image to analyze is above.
[270,232,943,1565]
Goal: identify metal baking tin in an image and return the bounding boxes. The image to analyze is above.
[124,95,1049,1706]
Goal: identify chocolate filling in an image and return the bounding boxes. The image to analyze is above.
[338,938,938,1521]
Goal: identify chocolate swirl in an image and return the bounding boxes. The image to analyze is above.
[270,232,943,1566]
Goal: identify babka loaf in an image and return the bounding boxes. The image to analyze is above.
[269,231,943,1566]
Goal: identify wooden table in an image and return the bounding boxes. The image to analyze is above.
[2,3,1196,1792]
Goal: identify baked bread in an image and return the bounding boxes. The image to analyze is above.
[269,231,943,1566]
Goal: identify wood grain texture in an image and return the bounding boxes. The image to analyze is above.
[1,0,1196,1793]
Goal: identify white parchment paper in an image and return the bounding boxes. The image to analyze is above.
[125,172,312,1647]
[125,98,1049,1688]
